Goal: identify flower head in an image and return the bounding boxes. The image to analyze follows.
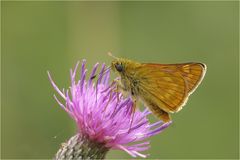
[48,60,171,158]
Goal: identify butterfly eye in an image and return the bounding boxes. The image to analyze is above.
[115,63,123,72]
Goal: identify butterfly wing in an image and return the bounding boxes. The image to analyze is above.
[135,63,206,113]
[177,63,206,94]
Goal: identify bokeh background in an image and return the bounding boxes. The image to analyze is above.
[1,1,239,159]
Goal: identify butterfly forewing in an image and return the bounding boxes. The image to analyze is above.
[136,63,206,113]
[178,63,206,94]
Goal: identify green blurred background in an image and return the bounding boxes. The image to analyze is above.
[1,1,239,159]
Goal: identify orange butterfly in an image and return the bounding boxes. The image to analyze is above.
[110,53,206,122]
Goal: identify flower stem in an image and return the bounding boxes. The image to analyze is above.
[55,134,109,160]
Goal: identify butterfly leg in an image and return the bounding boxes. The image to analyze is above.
[128,97,137,133]
[115,82,120,103]
[104,79,124,114]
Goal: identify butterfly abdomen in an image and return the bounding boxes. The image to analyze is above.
[146,100,171,122]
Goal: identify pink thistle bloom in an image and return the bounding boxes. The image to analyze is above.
[48,60,172,158]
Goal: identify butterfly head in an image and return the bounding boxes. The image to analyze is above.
[111,59,125,73]
[108,52,126,73]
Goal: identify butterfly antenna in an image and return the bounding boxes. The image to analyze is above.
[94,66,111,103]
[91,66,111,80]
[108,52,119,59]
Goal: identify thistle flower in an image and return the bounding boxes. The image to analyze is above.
[48,60,172,159]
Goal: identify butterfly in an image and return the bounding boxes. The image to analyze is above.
[110,53,206,122]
